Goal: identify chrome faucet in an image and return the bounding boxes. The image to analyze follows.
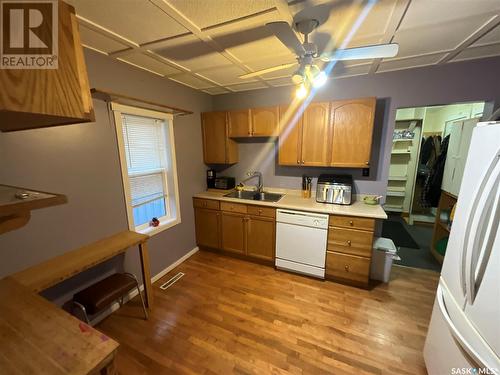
[239,171,263,193]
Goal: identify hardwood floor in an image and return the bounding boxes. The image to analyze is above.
[97,251,439,374]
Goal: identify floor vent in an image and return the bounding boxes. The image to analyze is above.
[160,272,185,290]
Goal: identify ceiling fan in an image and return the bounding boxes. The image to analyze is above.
[239,19,399,91]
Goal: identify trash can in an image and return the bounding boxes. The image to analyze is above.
[370,237,400,283]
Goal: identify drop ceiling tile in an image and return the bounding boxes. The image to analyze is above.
[168,73,214,89]
[393,13,495,57]
[331,63,372,77]
[196,65,252,86]
[202,87,231,95]
[67,0,189,44]
[473,24,500,46]
[79,24,128,53]
[350,0,401,39]
[266,76,293,87]
[225,36,294,63]
[166,0,277,29]
[244,56,298,79]
[378,53,446,72]
[225,81,268,92]
[399,0,500,30]
[153,34,230,71]
[452,43,500,61]
[120,53,183,76]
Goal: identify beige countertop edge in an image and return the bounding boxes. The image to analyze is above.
[193,191,388,220]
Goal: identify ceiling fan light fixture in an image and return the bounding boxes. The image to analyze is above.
[295,83,308,99]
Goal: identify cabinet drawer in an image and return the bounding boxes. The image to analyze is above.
[193,198,220,210]
[326,251,370,284]
[221,201,247,214]
[329,215,375,231]
[327,227,373,257]
[247,205,276,218]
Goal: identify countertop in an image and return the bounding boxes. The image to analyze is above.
[0,277,118,374]
[194,190,387,219]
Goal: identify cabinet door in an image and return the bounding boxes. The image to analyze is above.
[251,107,279,136]
[201,112,238,164]
[278,105,302,166]
[194,208,220,248]
[228,109,251,137]
[330,98,376,167]
[246,216,275,261]
[300,102,331,166]
[221,212,246,254]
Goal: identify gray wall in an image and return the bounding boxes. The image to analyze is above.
[0,49,211,304]
[212,56,500,198]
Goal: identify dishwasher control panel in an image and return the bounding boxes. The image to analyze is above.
[276,209,329,229]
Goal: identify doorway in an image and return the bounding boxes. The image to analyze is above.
[383,101,486,271]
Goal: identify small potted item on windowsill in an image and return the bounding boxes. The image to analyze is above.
[149,217,160,227]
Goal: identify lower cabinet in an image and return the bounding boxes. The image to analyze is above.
[221,212,246,254]
[194,198,276,263]
[194,207,221,249]
[325,215,375,287]
[246,215,275,261]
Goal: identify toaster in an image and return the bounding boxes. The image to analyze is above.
[316,174,353,205]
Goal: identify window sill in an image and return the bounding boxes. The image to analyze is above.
[136,217,181,237]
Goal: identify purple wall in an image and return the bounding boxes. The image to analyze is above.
[0,49,211,305]
[212,56,500,198]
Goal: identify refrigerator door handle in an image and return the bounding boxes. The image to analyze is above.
[460,149,500,297]
[437,284,497,373]
[465,153,500,305]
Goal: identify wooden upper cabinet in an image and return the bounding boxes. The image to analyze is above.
[201,112,238,164]
[251,107,279,137]
[278,105,302,165]
[228,109,251,137]
[330,97,376,167]
[300,102,331,166]
[0,1,94,132]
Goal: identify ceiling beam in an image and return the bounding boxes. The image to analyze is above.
[437,14,500,64]
[368,0,412,74]
[149,0,272,88]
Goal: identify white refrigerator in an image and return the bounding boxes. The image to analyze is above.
[424,121,500,375]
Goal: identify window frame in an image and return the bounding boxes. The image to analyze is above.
[112,103,181,236]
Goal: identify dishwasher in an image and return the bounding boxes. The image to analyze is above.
[275,209,329,279]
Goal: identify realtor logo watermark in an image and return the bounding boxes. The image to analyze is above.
[1,0,58,69]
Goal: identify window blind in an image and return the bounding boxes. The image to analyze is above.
[121,114,168,208]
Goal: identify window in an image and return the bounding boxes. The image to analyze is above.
[112,103,180,235]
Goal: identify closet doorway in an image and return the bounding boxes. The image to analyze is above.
[383,101,486,271]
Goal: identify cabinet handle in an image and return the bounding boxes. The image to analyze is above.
[258,209,263,214]
[365,161,369,165]
[301,160,305,164]
[349,220,354,226]
[347,240,351,246]
[297,160,300,164]
[344,265,350,272]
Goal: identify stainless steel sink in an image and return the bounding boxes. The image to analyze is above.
[224,191,284,202]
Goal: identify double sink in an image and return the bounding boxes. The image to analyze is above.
[224,190,284,203]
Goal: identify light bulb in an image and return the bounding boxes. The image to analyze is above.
[295,83,308,99]
[312,71,327,87]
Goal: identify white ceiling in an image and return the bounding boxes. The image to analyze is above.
[70,0,500,95]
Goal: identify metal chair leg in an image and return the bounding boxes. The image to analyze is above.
[124,273,149,320]
[72,301,90,324]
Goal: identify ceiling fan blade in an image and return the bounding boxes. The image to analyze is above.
[321,43,399,61]
[266,21,305,56]
[239,62,297,79]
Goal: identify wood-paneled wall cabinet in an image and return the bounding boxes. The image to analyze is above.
[194,199,275,262]
[330,97,376,167]
[325,215,375,287]
[0,1,94,132]
[201,112,238,164]
[229,107,279,138]
[278,97,376,168]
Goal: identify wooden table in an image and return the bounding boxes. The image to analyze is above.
[12,230,153,310]
[0,277,119,374]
